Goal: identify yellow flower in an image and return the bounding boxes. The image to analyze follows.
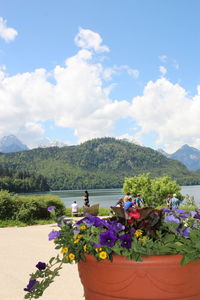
[95,248,102,252]
[99,251,107,260]
[134,229,143,237]
[139,236,148,243]
[61,247,68,254]
[83,245,87,252]
[77,234,83,239]
[80,225,87,230]
[69,253,75,261]
[74,239,80,244]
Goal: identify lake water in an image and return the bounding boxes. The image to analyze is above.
[31,185,200,208]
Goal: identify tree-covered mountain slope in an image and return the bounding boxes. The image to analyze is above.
[0,137,200,190]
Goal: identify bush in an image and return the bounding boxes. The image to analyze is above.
[13,195,66,222]
[0,190,66,223]
[0,190,15,220]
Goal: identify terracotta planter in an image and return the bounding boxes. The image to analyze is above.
[78,254,200,300]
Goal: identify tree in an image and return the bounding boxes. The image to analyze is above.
[123,173,182,206]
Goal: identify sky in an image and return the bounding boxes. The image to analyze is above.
[0,0,200,153]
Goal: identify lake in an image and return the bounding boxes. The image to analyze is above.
[30,185,200,208]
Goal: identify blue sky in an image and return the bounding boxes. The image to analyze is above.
[0,0,200,152]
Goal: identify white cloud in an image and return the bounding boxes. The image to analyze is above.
[0,28,200,153]
[129,78,200,152]
[159,55,168,63]
[116,134,141,145]
[159,66,167,76]
[74,28,109,53]
[0,29,131,147]
[0,17,18,42]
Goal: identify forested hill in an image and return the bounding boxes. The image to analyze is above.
[0,137,200,190]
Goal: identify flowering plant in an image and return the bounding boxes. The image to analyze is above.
[24,206,200,299]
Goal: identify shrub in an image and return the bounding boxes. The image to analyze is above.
[0,190,66,222]
[13,195,66,222]
[0,190,15,220]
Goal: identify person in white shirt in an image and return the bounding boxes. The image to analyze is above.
[71,201,78,217]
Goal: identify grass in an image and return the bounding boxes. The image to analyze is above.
[0,207,110,227]
[0,219,56,227]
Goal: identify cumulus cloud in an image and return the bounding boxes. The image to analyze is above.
[0,27,200,153]
[0,17,18,42]
[0,28,132,147]
[74,28,109,52]
[159,66,167,76]
[129,78,200,152]
[116,133,141,145]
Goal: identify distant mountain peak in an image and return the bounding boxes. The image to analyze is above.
[0,135,29,153]
[171,144,200,171]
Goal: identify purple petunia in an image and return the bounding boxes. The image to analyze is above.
[194,213,200,219]
[182,227,191,238]
[48,230,60,241]
[94,243,101,248]
[119,234,132,249]
[190,211,196,217]
[179,213,190,218]
[162,208,172,213]
[164,214,180,224]
[174,208,186,214]
[24,279,39,292]
[77,214,106,228]
[99,230,117,247]
[47,206,55,212]
[106,220,125,233]
[36,262,46,270]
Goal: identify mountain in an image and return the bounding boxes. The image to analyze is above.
[0,137,200,189]
[157,148,170,158]
[0,135,29,153]
[170,144,200,171]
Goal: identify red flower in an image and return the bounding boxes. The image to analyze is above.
[129,210,141,219]
[127,219,134,224]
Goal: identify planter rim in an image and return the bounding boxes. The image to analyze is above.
[82,253,186,266]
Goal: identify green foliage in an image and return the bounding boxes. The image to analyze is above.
[1,138,200,191]
[0,190,15,219]
[0,190,65,222]
[123,173,182,206]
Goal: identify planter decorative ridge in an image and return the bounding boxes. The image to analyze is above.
[78,254,200,300]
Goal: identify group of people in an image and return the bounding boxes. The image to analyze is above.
[166,193,180,209]
[116,192,144,209]
[71,190,90,216]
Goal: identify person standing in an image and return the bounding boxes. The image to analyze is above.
[71,201,78,217]
[170,194,180,209]
[135,193,143,207]
[166,193,172,209]
[83,190,90,207]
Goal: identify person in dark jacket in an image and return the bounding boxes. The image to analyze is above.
[83,190,90,207]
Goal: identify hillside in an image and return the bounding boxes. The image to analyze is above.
[0,137,200,190]
[170,144,200,171]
